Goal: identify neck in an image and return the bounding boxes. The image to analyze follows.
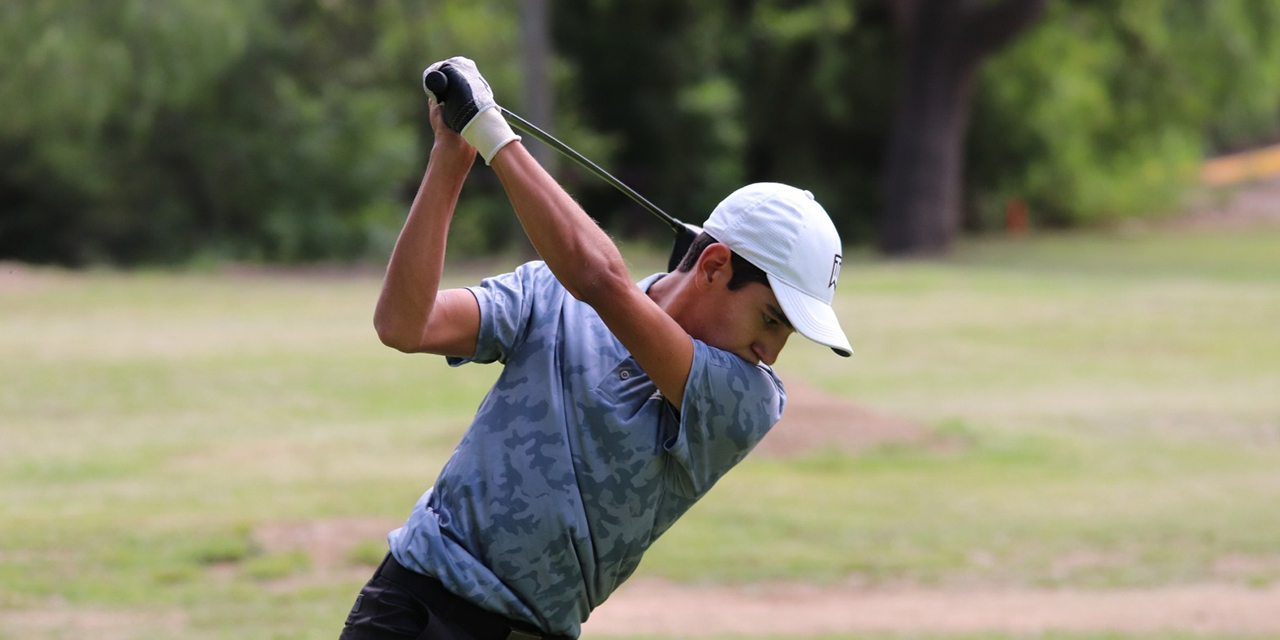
[648,269,694,329]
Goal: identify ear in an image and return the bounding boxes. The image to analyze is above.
[694,243,734,290]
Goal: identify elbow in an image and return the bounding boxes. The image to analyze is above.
[572,255,633,307]
[373,315,419,353]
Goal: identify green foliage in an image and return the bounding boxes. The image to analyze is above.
[561,1,1280,237]
[555,0,892,244]
[553,1,745,234]
[968,0,1280,227]
[4,1,1280,264]
[0,0,521,265]
[0,0,263,263]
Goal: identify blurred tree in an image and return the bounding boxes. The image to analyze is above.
[555,0,891,245]
[552,1,742,238]
[878,0,1048,255]
[560,0,1280,252]
[520,0,556,172]
[0,0,524,264]
[966,0,1280,229]
[730,0,897,245]
[0,0,263,263]
[5,1,1280,265]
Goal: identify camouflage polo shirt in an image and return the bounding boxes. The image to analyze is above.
[388,261,785,638]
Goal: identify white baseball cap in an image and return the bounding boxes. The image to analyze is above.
[703,183,852,357]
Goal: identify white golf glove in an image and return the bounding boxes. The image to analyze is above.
[423,57,520,165]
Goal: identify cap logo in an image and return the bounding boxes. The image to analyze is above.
[829,254,842,289]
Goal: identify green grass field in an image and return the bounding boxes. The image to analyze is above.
[3,225,1280,639]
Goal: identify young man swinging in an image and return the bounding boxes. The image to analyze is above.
[341,56,852,640]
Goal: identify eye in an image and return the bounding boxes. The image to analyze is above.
[763,314,777,326]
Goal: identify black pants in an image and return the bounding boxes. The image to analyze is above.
[339,554,568,640]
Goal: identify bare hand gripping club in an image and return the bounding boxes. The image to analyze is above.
[424,69,700,271]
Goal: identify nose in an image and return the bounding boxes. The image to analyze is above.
[752,332,790,366]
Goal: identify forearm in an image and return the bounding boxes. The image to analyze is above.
[374,145,472,349]
[489,142,630,302]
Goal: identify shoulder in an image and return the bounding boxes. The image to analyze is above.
[477,260,560,295]
[452,261,574,366]
[684,339,786,424]
[660,341,786,497]
[470,261,569,320]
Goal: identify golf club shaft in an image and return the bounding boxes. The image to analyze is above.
[500,108,688,238]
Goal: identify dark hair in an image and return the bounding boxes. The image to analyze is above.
[675,232,769,291]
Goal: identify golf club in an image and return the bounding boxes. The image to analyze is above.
[424,70,701,271]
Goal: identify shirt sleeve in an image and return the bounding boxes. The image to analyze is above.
[662,339,786,498]
[446,261,553,367]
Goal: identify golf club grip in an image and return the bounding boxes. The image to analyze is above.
[424,69,449,100]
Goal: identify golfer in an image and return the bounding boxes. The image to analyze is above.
[340,57,851,640]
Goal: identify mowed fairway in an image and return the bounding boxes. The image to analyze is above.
[3,224,1280,639]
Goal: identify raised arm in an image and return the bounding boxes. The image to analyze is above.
[372,102,481,357]
[424,57,695,407]
[489,144,695,407]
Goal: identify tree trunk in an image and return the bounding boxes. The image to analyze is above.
[879,0,1047,255]
[520,0,555,174]
[879,10,975,255]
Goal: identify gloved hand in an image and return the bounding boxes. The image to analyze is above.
[423,57,521,165]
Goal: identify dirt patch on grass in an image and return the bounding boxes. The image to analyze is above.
[254,517,401,570]
[240,518,401,592]
[755,378,932,458]
[1211,554,1280,583]
[0,262,58,291]
[0,607,186,640]
[583,580,1280,636]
